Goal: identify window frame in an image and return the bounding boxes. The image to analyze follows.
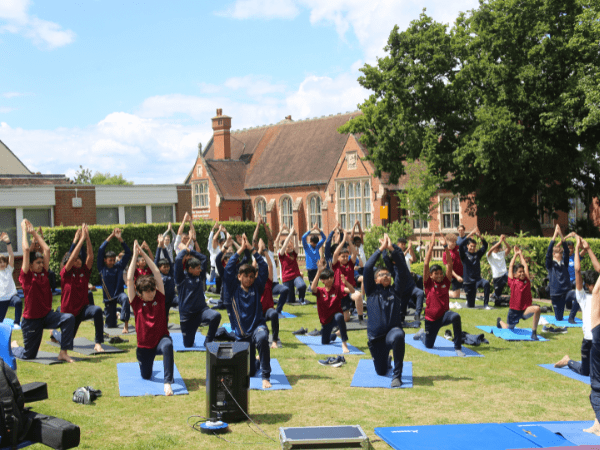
[255,197,267,220]
[439,195,461,231]
[307,194,323,229]
[336,178,372,229]
[0,207,54,256]
[281,196,294,228]
[193,181,209,209]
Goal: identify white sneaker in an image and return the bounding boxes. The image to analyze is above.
[484,306,493,310]
[455,303,463,309]
[13,324,21,330]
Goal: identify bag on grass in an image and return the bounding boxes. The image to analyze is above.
[0,359,32,449]
[24,411,80,450]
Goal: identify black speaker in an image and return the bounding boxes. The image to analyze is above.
[206,341,250,423]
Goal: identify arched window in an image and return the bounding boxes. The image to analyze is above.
[337,179,372,229]
[255,198,267,219]
[308,195,322,229]
[281,197,293,228]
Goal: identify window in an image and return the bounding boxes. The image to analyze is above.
[194,182,209,208]
[413,217,428,230]
[23,208,51,228]
[96,207,119,225]
[281,197,293,228]
[255,198,267,219]
[337,179,371,229]
[124,206,146,224]
[196,165,202,177]
[568,198,587,226]
[151,205,173,223]
[309,195,322,229]
[441,197,460,229]
[0,209,17,253]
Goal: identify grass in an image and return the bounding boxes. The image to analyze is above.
[10,290,594,450]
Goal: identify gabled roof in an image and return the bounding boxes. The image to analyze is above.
[0,139,31,175]
[204,159,249,200]
[185,111,373,196]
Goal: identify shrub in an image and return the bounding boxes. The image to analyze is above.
[42,220,266,286]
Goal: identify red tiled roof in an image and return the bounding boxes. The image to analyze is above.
[204,159,249,200]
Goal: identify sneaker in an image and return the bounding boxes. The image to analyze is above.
[556,326,568,334]
[276,340,283,348]
[496,317,502,329]
[12,324,21,330]
[455,349,466,357]
[530,332,539,341]
[484,306,493,310]
[318,356,346,367]
[292,327,307,335]
[455,303,463,309]
[109,336,128,344]
[307,328,321,336]
[568,318,576,325]
[391,377,402,388]
[444,330,453,341]
[413,329,425,341]
[329,334,337,343]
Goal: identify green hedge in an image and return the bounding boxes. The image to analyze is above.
[41,220,267,286]
[367,231,600,295]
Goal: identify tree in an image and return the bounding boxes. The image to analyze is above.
[339,0,600,233]
[397,159,441,259]
[73,166,133,185]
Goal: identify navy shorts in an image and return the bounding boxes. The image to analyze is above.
[341,295,353,312]
[451,279,463,291]
[507,308,533,328]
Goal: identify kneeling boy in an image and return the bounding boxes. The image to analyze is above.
[497,247,540,340]
[127,241,174,396]
[311,258,352,356]
[224,235,272,389]
[415,233,464,356]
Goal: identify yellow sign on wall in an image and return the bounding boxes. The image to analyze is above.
[380,205,388,220]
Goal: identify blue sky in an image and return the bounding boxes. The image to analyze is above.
[1,0,479,184]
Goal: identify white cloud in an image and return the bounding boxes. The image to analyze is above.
[220,0,479,62]
[0,107,15,113]
[224,75,286,97]
[217,0,299,19]
[2,92,28,98]
[0,0,75,49]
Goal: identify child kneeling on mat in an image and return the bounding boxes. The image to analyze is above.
[414,233,465,357]
[127,241,174,396]
[496,247,540,340]
[311,258,354,358]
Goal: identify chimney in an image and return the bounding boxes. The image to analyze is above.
[285,115,292,120]
[212,108,231,160]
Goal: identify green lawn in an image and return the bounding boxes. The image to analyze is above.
[10,290,594,450]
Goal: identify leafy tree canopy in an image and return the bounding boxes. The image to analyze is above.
[73,165,133,185]
[339,0,600,231]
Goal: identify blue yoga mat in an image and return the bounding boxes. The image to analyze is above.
[117,361,188,397]
[542,315,583,328]
[477,325,548,341]
[249,358,291,390]
[375,422,574,450]
[350,359,412,388]
[279,311,296,319]
[170,332,206,352]
[536,422,600,446]
[405,334,483,357]
[539,364,590,385]
[295,335,364,355]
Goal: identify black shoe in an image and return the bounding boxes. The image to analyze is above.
[329,334,337,343]
[568,318,576,325]
[307,328,321,336]
[391,377,402,388]
[496,317,502,329]
[530,332,539,341]
[413,329,424,341]
[109,336,128,344]
[318,356,346,367]
[292,327,307,335]
[444,330,453,340]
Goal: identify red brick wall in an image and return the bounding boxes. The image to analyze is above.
[54,186,97,226]
[176,185,192,222]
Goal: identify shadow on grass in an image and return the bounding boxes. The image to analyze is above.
[286,374,334,386]
[184,377,206,392]
[250,413,293,424]
[413,375,473,386]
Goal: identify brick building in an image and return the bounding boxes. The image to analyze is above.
[0,139,192,260]
[185,109,582,241]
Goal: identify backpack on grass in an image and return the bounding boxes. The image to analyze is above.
[0,359,32,449]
